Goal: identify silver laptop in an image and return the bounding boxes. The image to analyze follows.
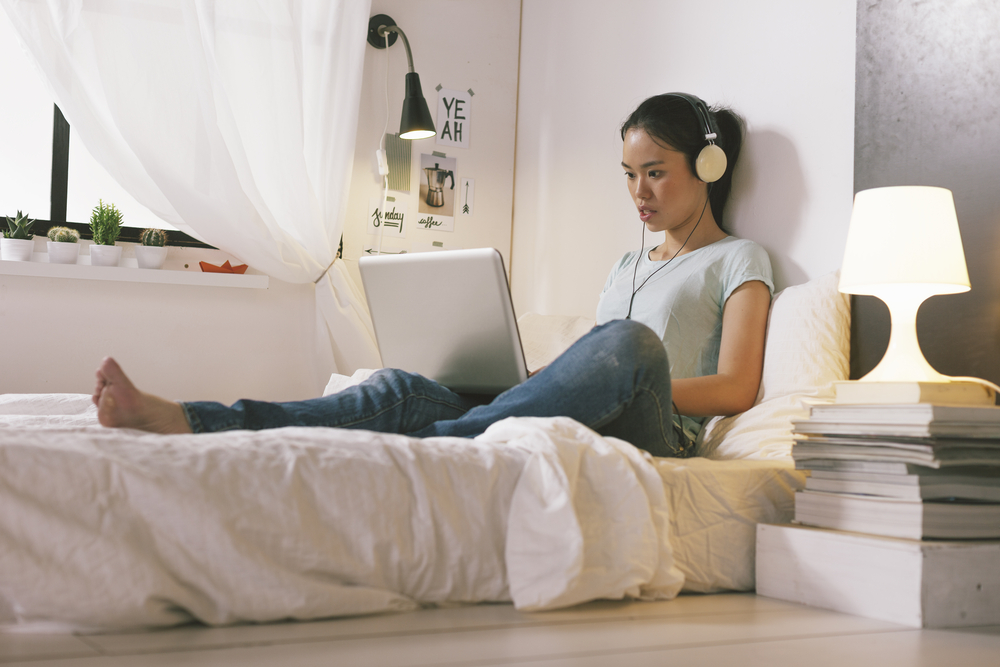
[358,248,529,394]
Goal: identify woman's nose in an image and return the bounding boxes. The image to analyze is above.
[634,177,651,198]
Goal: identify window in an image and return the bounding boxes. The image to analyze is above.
[1,12,208,248]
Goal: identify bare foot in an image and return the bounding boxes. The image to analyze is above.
[93,357,193,434]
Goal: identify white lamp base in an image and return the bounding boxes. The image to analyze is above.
[838,289,996,405]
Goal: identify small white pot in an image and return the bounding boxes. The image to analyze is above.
[135,245,168,269]
[90,244,122,267]
[1,237,34,261]
[47,241,80,264]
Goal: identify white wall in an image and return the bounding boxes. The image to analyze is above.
[510,0,858,318]
[0,8,326,402]
[341,0,521,290]
[2,0,857,396]
[0,244,324,403]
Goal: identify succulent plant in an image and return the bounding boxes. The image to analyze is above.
[47,226,80,243]
[139,228,168,247]
[89,200,123,246]
[4,211,36,239]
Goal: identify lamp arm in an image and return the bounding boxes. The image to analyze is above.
[380,25,416,73]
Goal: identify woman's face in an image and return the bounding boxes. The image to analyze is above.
[621,128,708,235]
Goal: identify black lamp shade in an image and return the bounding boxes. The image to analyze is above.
[399,72,436,140]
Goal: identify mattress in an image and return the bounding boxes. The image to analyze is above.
[0,393,802,632]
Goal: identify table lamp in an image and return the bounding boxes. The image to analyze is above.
[837,186,994,404]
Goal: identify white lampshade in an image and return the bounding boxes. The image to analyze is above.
[838,186,971,384]
[839,186,970,296]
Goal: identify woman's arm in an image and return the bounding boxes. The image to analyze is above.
[670,280,771,417]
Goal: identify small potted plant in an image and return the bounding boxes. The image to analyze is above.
[135,228,168,269]
[46,226,81,264]
[89,199,123,267]
[1,211,37,261]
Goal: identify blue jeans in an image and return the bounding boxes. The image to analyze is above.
[181,319,686,457]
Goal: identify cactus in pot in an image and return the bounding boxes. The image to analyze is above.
[4,211,36,239]
[46,226,81,264]
[88,200,124,266]
[1,211,36,261]
[89,200,123,245]
[135,227,169,270]
[47,226,80,243]
[139,228,167,247]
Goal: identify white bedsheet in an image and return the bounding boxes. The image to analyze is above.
[0,393,801,632]
[0,394,686,631]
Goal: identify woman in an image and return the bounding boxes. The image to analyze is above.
[603,92,773,447]
[94,93,772,458]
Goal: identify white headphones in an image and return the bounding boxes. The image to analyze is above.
[666,93,727,183]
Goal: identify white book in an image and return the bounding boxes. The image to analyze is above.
[809,468,1000,484]
[793,420,1000,439]
[792,442,1000,467]
[804,476,1000,502]
[805,402,1000,426]
[794,404,1000,441]
[794,489,1000,539]
[757,523,1000,628]
[797,459,988,473]
[833,380,996,406]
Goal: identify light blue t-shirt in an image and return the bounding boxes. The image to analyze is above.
[595,236,774,438]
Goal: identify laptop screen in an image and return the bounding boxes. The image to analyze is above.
[359,248,528,394]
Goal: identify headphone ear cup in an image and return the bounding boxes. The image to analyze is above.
[695,144,727,183]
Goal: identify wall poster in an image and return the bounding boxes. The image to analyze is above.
[417,153,457,232]
[367,195,408,238]
[436,88,471,149]
[459,177,475,217]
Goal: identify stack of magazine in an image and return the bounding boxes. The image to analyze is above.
[790,402,1000,539]
[756,399,1000,627]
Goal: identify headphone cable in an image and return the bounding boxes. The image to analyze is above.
[626,192,710,320]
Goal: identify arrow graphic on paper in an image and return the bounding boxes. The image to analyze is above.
[459,177,474,217]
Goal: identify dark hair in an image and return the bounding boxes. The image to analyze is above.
[620,94,745,229]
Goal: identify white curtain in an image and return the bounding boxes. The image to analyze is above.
[2,0,381,376]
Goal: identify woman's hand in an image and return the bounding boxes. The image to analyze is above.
[670,280,771,417]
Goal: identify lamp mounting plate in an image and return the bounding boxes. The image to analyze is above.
[367,14,398,49]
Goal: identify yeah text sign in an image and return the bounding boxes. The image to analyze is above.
[436,88,471,149]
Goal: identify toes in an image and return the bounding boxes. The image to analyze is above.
[98,357,126,384]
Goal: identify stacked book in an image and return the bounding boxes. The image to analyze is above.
[756,397,1000,628]
[791,402,1000,540]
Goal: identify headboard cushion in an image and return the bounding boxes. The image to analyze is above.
[697,271,850,460]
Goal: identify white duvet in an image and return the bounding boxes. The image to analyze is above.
[0,394,687,631]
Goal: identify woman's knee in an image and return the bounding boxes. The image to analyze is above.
[596,319,668,370]
[367,368,437,399]
[368,368,467,409]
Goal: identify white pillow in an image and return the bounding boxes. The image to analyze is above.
[696,271,850,460]
[323,369,378,396]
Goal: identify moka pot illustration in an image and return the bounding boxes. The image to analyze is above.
[423,163,455,207]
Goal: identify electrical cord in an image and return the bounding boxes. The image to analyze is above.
[376,30,391,256]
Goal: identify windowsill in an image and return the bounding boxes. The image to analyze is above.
[0,252,269,289]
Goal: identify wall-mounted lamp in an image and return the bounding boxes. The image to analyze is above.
[837,185,995,403]
[367,14,436,140]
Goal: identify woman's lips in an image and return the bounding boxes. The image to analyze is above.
[639,207,655,222]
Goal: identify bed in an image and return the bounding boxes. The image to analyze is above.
[0,272,849,632]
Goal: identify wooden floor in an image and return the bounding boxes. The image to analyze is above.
[3,593,999,666]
